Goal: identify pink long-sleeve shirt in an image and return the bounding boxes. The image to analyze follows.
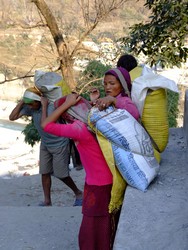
[115,94,140,120]
[44,120,113,186]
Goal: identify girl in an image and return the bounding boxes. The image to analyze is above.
[41,94,117,250]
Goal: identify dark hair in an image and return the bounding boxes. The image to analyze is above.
[117,54,138,72]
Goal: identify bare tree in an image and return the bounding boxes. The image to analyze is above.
[30,0,127,91]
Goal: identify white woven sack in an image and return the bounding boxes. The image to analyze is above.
[34,70,63,103]
[131,65,179,116]
[89,106,160,191]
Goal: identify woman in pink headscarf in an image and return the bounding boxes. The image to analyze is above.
[90,67,139,120]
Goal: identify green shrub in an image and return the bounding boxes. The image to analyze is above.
[167,90,179,127]
[79,60,111,100]
[82,60,111,79]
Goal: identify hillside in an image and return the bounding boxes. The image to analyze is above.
[0,0,149,79]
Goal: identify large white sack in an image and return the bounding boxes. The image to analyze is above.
[34,70,63,103]
[89,106,160,191]
[131,65,179,116]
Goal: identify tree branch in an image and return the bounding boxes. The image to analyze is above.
[77,77,103,94]
[0,73,34,84]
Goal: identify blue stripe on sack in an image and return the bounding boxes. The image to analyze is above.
[92,112,149,191]
[113,145,148,191]
[96,120,130,150]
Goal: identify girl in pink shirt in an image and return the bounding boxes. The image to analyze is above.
[41,94,117,250]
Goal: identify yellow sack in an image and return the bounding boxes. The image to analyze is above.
[88,116,126,213]
[142,88,169,153]
[154,148,161,163]
[55,79,71,96]
[130,66,170,163]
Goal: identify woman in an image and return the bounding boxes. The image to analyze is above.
[41,94,118,250]
[90,67,140,120]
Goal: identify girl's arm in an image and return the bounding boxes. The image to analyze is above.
[41,94,81,129]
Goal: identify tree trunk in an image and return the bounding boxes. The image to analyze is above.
[31,0,76,92]
[30,0,128,92]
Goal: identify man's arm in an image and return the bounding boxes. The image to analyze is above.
[9,100,25,121]
[41,94,81,129]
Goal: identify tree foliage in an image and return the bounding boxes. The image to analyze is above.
[167,90,179,127]
[121,0,188,68]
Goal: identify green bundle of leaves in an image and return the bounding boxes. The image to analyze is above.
[22,119,41,147]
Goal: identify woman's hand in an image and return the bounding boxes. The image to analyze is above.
[89,87,100,102]
[94,96,116,111]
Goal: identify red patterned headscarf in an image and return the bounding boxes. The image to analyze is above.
[54,96,92,124]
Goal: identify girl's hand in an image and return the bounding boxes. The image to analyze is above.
[65,94,81,107]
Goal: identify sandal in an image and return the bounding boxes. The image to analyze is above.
[38,201,52,207]
[73,198,83,206]
[75,165,83,171]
